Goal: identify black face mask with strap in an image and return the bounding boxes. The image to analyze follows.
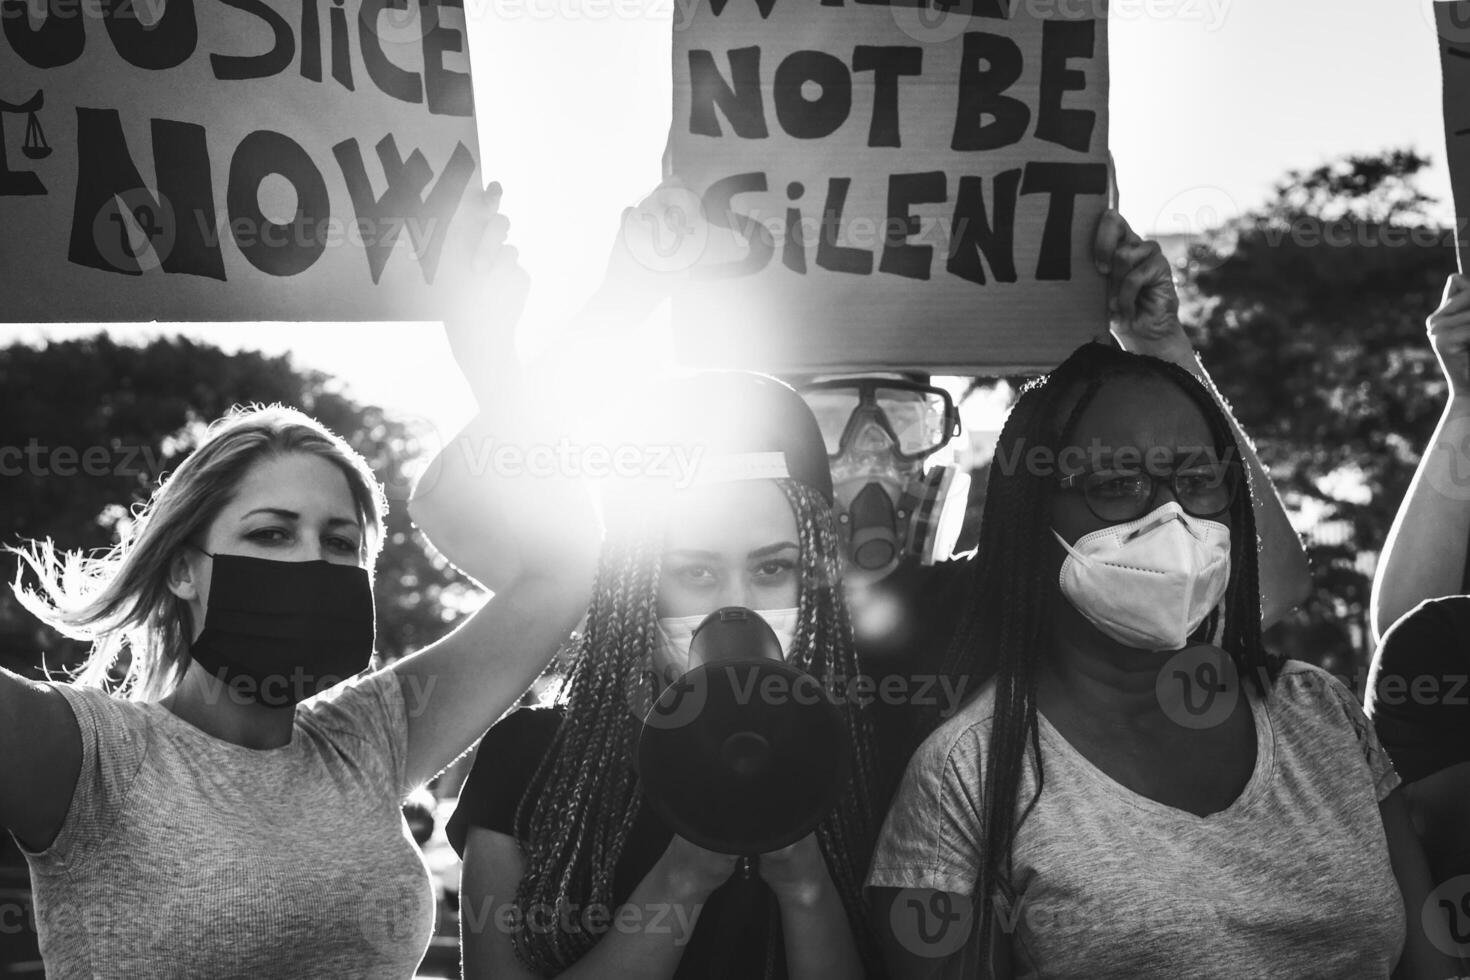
[187,551,375,708]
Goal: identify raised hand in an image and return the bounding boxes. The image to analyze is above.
[1427,272,1470,400]
[1093,208,1190,363]
[443,181,531,411]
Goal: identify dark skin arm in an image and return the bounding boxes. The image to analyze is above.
[870,887,1007,980]
[1403,761,1470,884]
[1380,787,1468,978]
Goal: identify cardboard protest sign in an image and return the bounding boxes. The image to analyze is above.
[1438,0,1470,271]
[665,0,1110,373]
[0,0,483,322]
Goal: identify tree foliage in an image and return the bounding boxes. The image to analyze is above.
[1179,149,1457,677]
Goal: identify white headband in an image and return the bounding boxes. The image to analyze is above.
[685,451,791,489]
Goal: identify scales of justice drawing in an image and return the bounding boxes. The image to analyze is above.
[0,89,51,196]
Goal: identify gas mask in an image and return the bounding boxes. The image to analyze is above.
[800,378,968,580]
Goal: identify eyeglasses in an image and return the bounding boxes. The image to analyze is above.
[1057,457,1240,523]
[800,380,961,462]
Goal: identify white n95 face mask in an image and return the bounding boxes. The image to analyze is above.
[656,607,799,676]
[1053,502,1231,652]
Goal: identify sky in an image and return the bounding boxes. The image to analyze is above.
[2,0,1457,444]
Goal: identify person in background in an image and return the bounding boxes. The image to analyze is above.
[797,373,969,587]
[1367,271,1470,887]
[0,187,599,977]
[867,340,1453,979]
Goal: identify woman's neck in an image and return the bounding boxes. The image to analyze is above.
[1038,595,1178,727]
[160,665,296,750]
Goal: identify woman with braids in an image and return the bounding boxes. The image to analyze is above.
[0,188,600,976]
[445,370,883,980]
[576,192,1313,817]
[865,340,1458,978]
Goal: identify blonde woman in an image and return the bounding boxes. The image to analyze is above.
[0,199,596,977]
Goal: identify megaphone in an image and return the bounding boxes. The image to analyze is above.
[637,607,851,856]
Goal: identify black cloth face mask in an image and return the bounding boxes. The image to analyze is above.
[187,550,376,708]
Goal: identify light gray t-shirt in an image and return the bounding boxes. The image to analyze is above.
[18,668,435,979]
[868,660,1405,979]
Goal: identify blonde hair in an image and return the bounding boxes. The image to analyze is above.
[10,405,387,701]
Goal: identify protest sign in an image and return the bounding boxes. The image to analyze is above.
[665,0,1111,373]
[1438,0,1470,271]
[0,0,484,322]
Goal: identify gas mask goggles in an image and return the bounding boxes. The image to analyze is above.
[800,378,967,579]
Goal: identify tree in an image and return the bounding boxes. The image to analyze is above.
[1178,149,1457,680]
[0,334,475,679]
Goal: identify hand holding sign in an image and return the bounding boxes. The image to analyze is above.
[613,178,711,281]
[443,182,529,413]
[563,178,712,339]
[1095,209,1190,364]
[1427,273,1470,399]
[1438,0,1470,271]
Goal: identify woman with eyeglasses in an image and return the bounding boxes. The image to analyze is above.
[603,198,1313,819]
[864,338,1455,978]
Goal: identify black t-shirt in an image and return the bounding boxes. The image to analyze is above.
[445,557,977,976]
[1366,596,1470,784]
[851,556,978,807]
[446,705,788,980]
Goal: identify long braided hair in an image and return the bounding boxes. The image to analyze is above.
[510,477,881,976]
[934,342,1283,960]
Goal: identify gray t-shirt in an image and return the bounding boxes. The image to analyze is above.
[17,669,435,979]
[867,660,1405,979]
